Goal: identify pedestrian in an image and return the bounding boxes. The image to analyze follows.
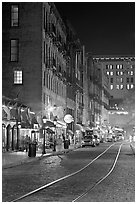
[53,136,56,152]
[62,133,65,142]
[25,135,30,152]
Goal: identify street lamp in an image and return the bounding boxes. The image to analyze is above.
[42,116,47,154]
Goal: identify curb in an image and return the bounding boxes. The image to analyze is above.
[130,143,135,155]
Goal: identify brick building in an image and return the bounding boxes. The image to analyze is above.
[93,55,135,107]
[2,2,85,150]
[93,55,135,132]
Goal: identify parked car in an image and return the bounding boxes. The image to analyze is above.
[81,130,96,147]
[117,133,124,141]
[106,134,113,142]
[112,134,117,142]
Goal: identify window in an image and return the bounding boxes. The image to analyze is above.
[106,71,109,75]
[116,71,120,76]
[131,84,134,89]
[116,85,120,89]
[120,85,124,89]
[110,71,113,76]
[110,85,113,90]
[117,64,123,69]
[120,78,123,83]
[127,78,129,83]
[11,5,19,27]
[110,78,113,83]
[14,70,22,84]
[131,77,134,83]
[130,71,134,75]
[120,64,123,69]
[116,65,120,69]
[130,65,134,69]
[120,71,123,75]
[106,64,113,69]
[126,84,130,90]
[110,65,113,69]
[10,39,18,61]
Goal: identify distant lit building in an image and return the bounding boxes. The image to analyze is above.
[93,55,135,107]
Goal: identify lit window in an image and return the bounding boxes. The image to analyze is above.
[126,84,130,90]
[110,85,113,90]
[131,84,134,89]
[110,71,113,76]
[121,78,123,82]
[116,65,120,69]
[14,70,22,84]
[130,65,134,69]
[11,5,19,27]
[116,71,120,76]
[120,71,123,75]
[106,71,109,75]
[120,64,123,69]
[131,71,134,75]
[120,85,124,89]
[10,39,18,62]
[116,85,120,89]
[110,65,113,69]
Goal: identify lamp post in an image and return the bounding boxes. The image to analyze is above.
[42,116,47,154]
[53,116,58,152]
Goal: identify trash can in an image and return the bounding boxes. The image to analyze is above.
[64,140,69,149]
[28,143,36,157]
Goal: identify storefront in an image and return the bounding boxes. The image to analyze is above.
[2,96,40,152]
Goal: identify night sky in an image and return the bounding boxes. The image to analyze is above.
[55,2,135,55]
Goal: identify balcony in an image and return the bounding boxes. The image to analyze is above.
[53,35,62,47]
[45,59,57,71]
[45,24,56,39]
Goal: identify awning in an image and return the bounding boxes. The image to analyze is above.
[46,127,55,134]
[56,120,67,128]
[67,129,74,135]
[84,126,93,131]
[44,120,55,128]
[75,124,85,132]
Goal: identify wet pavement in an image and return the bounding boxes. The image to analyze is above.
[2,142,135,202]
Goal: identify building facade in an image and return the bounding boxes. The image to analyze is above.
[2,2,85,151]
[93,55,135,106]
[86,53,102,127]
[93,55,135,132]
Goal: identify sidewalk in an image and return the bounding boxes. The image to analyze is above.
[2,143,80,169]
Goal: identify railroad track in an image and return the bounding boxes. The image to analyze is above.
[10,142,127,202]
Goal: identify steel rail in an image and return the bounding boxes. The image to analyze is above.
[72,143,123,202]
[10,143,115,202]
